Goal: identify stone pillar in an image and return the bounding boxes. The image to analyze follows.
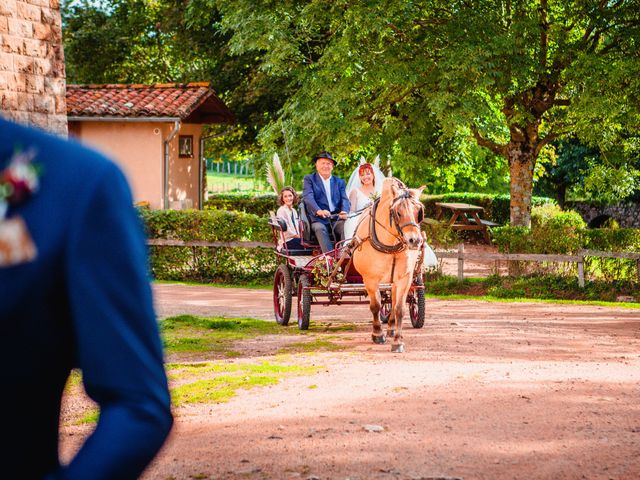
[0,0,67,136]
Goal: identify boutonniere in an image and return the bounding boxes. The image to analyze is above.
[0,148,40,219]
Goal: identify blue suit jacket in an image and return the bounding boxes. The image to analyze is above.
[302,172,350,225]
[0,119,172,479]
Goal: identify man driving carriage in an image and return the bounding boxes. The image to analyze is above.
[302,151,350,252]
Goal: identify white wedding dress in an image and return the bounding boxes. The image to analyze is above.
[343,188,375,240]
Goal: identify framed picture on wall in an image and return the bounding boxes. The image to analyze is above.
[179,135,193,158]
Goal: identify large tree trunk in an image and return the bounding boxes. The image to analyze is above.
[507,143,537,227]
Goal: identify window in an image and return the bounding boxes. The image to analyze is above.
[178,135,193,158]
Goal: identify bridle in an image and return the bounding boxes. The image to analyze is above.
[367,182,424,254]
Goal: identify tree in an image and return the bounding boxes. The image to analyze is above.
[214,0,640,226]
[61,0,291,155]
[534,139,598,207]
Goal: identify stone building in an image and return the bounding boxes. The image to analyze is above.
[0,0,67,135]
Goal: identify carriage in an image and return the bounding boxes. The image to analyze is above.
[269,199,426,331]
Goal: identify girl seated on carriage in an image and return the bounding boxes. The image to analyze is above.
[275,186,304,251]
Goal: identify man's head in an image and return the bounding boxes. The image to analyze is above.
[313,151,335,179]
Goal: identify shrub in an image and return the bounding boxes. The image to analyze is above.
[491,222,640,283]
[204,192,279,217]
[205,191,557,225]
[138,207,276,283]
[420,193,555,225]
[531,204,586,229]
[139,208,272,242]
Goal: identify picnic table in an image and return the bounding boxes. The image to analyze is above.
[434,202,498,243]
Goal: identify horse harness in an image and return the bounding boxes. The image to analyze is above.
[346,184,425,283]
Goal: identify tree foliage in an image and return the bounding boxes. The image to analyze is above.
[61,0,290,154]
[212,0,640,225]
[62,1,640,224]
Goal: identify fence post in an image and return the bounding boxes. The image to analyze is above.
[457,243,464,282]
[577,256,585,288]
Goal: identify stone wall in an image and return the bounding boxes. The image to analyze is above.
[0,0,67,135]
[568,202,640,228]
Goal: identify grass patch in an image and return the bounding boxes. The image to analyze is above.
[172,375,278,405]
[423,274,639,305]
[160,315,288,354]
[168,361,321,406]
[276,338,347,354]
[155,279,271,290]
[77,409,99,425]
[308,322,358,332]
[206,172,267,193]
[166,360,317,380]
[65,369,83,392]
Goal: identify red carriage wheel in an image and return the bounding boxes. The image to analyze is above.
[409,275,425,328]
[379,301,391,324]
[297,274,312,330]
[273,264,293,326]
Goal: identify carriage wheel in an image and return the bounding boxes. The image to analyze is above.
[273,264,293,326]
[379,301,391,324]
[409,275,426,329]
[297,274,312,330]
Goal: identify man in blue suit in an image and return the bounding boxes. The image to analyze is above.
[0,118,173,479]
[302,151,350,252]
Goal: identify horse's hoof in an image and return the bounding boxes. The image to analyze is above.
[372,334,386,344]
[391,344,405,353]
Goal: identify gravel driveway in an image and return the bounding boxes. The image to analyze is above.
[60,283,640,480]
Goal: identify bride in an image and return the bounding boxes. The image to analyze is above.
[343,157,385,241]
[343,156,439,270]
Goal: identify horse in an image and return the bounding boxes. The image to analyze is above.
[351,177,425,353]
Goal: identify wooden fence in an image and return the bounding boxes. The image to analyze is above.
[436,244,640,287]
[147,239,640,287]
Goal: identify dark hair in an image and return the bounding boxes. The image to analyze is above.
[278,186,298,206]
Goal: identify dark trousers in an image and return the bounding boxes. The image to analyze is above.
[311,219,345,253]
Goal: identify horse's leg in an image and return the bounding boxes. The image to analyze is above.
[390,279,412,353]
[366,284,385,344]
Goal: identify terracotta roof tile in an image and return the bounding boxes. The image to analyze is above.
[66,83,234,123]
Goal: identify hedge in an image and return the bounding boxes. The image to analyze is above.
[491,225,640,282]
[140,197,639,285]
[139,207,277,283]
[204,192,278,218]
[204,191,556,225]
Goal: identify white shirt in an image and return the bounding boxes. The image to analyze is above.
[320,175,334,211]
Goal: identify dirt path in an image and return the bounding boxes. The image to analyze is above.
[61,283,640,480]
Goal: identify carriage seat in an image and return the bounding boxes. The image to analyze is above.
[298,201,319,247]
[298,201,341,249]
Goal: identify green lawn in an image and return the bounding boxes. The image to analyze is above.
[206,172,268,193]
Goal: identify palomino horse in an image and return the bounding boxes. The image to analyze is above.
[351,178,425,353]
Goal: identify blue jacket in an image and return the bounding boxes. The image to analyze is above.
[302,172,350,225]
[0,118,172,479]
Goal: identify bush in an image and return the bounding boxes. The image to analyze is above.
[491,220,640,283]
[138,207,276,283]
[420,193,555,225]
[204,192,279,217]
[139,207,272,242]
[531,204,586,229]
[205,191,557,225]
